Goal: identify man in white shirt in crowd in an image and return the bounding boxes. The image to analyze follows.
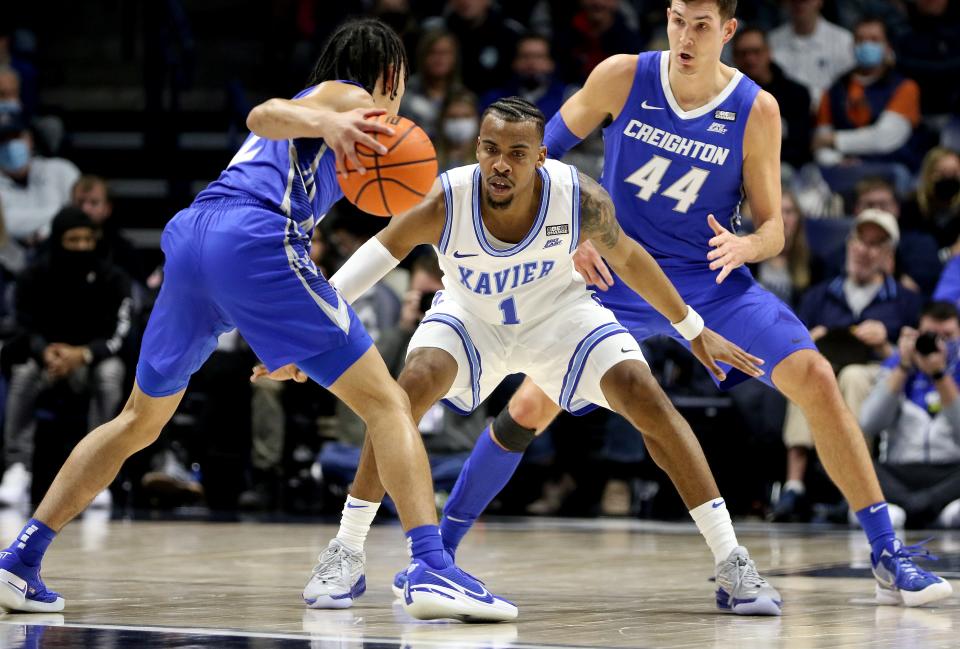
[768,0,855,111]
[0,105,79,241]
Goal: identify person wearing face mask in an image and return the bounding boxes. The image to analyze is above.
[0,207,132,509]
[812,17,922,170]
[436,89,480,171]
[859,301,960,529]
[480,34,576,121]
[901,147,960,263]
[0,104,79,242]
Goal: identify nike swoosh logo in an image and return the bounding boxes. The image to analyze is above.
[621,347,636,354]
[641,100,664,110]
[712,500,725,509]
[424,570,494,602]
[452,251,478,259]
[870,503,888,514]
[346,503,367,509]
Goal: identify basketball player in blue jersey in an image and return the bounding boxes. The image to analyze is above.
[306,97,781,616]
[400,0,947,608]
[0,18,513,622]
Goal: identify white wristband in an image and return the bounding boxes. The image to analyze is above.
[671,305,704,341]
[329,237,400,304]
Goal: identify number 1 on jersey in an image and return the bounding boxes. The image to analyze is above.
[499,296,520,325]
[624,155,710,213]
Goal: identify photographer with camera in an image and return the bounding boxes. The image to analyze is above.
[859,301,960,528]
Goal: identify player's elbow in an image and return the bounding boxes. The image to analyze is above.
[245,100,276,135]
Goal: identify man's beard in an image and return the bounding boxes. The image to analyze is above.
[485,192,513,210]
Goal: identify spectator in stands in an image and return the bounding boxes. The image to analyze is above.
[774,208,922,521]
[436,89,480,172]
[320,252,485,500]
[813,17,922,171]
[0,66,18,111]
[423,0,525,95]
[0,207,132,507]
[732,27,812,171]
[400,29,462,140]
[768,0,855,110]
[753,190,810,307]
[896,0,960,118]
[71,175,148,285]
[559,0,640,85]
[481,34,574,119]
[0,201,24,336]
[859,301,960,528]
[853,176,941,297]
[900,147,960,260]
[0,27,36,119]
[0,105,79,241]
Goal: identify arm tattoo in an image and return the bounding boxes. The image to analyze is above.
[578,171,620,249]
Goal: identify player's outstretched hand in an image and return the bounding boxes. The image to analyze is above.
[706,214,753,284]
[250,363,309,383]
[326,108,394,177]
[573,240,615,290]
[690,328,765,382]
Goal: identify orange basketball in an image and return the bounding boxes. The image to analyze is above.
[337,115,438,217]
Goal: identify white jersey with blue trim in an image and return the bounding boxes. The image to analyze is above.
[194,84,345,232]
[435,158,588,325]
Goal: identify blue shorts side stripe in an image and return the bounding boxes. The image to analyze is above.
[422,313,483,413]
[559,322,626,411]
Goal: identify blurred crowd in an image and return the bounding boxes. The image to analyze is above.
[0,0,960,526]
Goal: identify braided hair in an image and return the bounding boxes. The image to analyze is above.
[308,18,408,100]
[481,97,546,140]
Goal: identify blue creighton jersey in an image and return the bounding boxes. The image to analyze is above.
[195,85,342,229]
[601,51,760,290]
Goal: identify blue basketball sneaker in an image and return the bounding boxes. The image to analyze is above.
[0,551,64,613]
[400,555,517,622]
[872,539,952,607]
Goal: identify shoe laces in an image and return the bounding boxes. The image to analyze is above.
[890,538,939,583]
[311,543,360,581]
[733,553,768,591]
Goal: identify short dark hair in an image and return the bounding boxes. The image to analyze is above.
[923,301,959,322]
[412,251,442,280]
[72,174,111,202]
[732,26,765,48]
[308,18,408,100]
[855,176,896,200]
[668,0,737,20]
[855,15,888,37]
[480,97,546,141]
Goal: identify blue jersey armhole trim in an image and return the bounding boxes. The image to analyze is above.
[470,166,551,257]
[439,173,454,253]
[569,165,581,254]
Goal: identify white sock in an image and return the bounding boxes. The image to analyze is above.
[690,498,739,565]
[335,495,380,553]
[783,480,805,495]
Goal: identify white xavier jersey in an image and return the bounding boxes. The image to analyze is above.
[435,159,587,325]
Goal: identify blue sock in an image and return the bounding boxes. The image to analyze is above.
[9,519,56,567]
[856,502,897,559]
[441,426,523,555]
[406,525,448,570]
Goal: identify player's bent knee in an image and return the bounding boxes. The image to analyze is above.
[507,385,557,430]
[491,407,537,452]
[602,362,671,422]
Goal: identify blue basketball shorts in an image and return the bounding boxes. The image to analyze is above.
[599,273,817,390]
[135,198,373,397]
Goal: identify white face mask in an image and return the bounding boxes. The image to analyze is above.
[443,117,478,145]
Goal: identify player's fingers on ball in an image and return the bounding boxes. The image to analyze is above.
[361,107,387,119]
[359,119,395,139]
[346,148,367,175]
[357,130,389,155]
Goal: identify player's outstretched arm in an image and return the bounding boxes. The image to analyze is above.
[577,171,764,380]
[707,91,785,283]
[330,179,447,304]
[246,81,395,175]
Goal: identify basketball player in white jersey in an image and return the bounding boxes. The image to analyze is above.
[300,97,782,616]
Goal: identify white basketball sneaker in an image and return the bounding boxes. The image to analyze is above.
[302,539,366,609]
[715,546,783,616]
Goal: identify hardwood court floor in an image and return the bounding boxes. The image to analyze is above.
[0,512,956,648]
